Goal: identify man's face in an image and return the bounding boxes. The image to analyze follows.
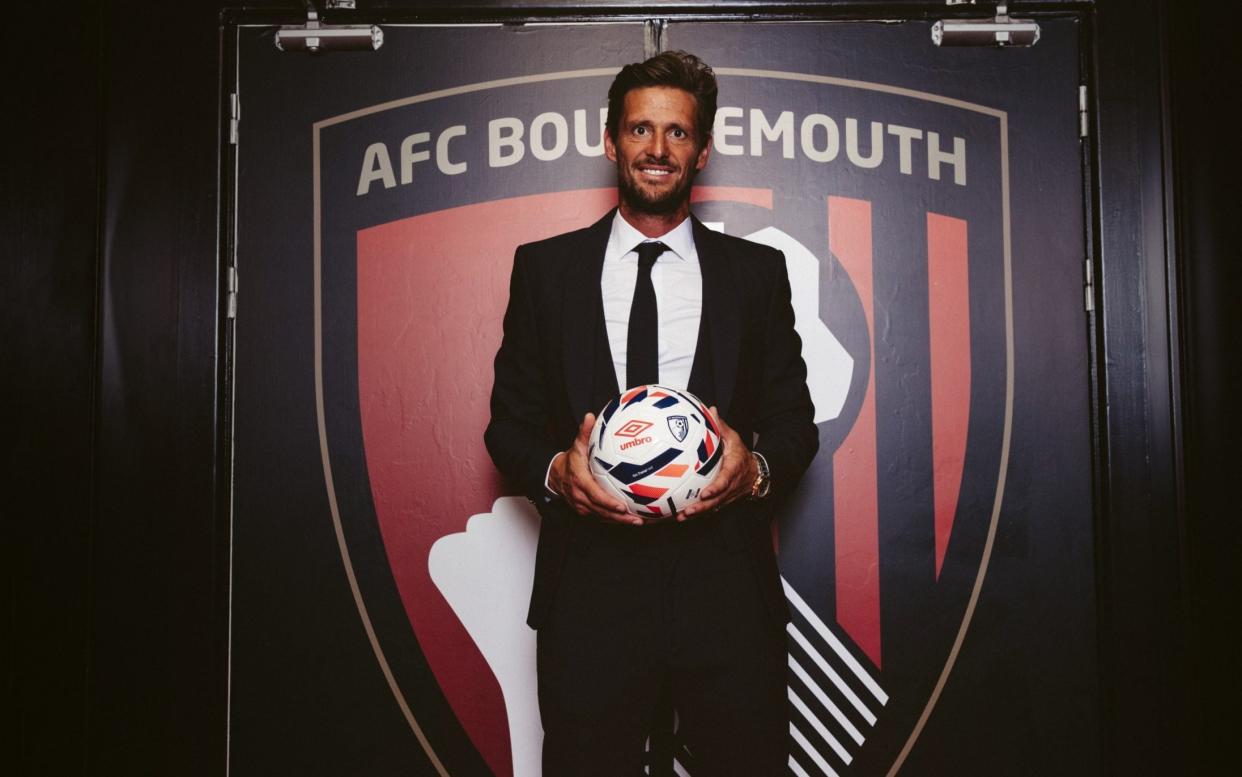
[604,86,711,215]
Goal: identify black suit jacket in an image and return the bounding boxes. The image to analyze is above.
[485,209,818,628]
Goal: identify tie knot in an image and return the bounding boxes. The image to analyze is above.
[635,241,669,269]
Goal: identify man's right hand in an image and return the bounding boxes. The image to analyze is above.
[548,413,640,525]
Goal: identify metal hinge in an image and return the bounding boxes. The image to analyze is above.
[226,265,239,319]
[1078,85,1089,139]
[229,93,239,145]
[275,7,383,52]
[932,2,1040,47]
[1083,259,1094,313]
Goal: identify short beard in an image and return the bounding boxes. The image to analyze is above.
[617,161,697,215]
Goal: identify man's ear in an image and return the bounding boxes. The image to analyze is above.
[603,129,617,163]
[695,135,712,171]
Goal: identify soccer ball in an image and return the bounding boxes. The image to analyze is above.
[589,384,724,521]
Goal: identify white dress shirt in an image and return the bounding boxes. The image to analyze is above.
[543,211,767,498]
[601,211,703,392]
[545,211,703,494]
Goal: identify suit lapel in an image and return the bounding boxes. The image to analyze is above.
[562,210,617,420]
[563,212,740,419]
[692,216,739,418]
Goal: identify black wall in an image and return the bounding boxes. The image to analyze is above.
[7,2,1234,775]
[7,4,102,772]
[1168,3,1241,772]
[9,1,227,774]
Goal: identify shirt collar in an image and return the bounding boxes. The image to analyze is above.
[605,210,698,265]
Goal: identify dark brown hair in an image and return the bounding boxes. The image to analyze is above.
[606,50,718,145]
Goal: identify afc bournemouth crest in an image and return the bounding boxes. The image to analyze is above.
[313,60,1011,776]
[667,416,690,443]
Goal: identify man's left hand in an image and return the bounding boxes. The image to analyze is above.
[678,406,757,521]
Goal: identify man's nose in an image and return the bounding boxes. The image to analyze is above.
[648,130,667,158]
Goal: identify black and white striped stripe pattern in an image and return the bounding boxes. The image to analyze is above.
[783,577,887,776]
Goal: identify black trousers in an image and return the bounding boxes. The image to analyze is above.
[536,517,789,776]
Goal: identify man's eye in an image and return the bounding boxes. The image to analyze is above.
[634,126,648,136]
[672,129,686,139]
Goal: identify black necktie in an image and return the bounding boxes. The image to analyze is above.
[626,241,668,389]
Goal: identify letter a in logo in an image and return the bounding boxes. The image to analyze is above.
[667,415,689,442]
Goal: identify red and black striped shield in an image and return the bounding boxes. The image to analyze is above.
[331,75,1008,775]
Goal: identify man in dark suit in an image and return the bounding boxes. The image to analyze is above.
[485,51,818,775]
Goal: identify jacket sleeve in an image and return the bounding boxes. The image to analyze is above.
[483,245,563,500]
[753,251,820,499]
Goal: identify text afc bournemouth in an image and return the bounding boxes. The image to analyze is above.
[356,106,970,196]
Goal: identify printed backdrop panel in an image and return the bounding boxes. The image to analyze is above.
[233,18,1098,777]
[233,24,646,777]
[667,20,1098,776]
